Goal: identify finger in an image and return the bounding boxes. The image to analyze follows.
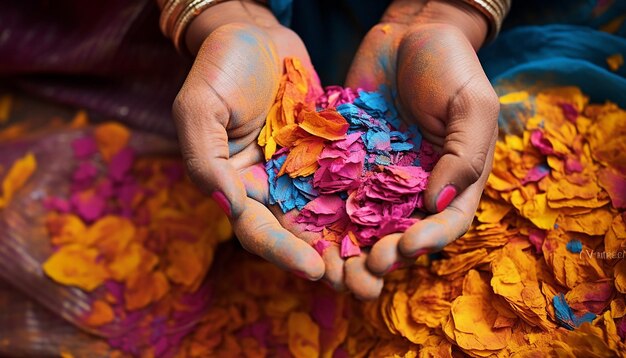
[366,233,414,276]
[267,207,347,291]
[319,243,347,292]
[233,198,325,280]
[173,74,244,218]
[424,78,499,213]
[173,82,247,219]
[366,210,428,276]
[344,252,384,301]
[398,131,496,257]
[397,26,499,213]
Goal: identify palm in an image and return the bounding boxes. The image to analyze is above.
[345,21,498,277]
[175,23,326,280]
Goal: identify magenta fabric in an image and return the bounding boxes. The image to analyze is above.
[0,1,189,136]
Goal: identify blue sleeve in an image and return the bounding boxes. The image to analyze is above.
[268,0,293,26]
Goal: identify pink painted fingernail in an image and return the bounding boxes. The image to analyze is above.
[386,261,405,274]
[211,190,232,218]
[436,185,457,212]
[410,248,429,259]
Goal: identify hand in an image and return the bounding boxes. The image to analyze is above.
[172,1,326,280]
[345,0,499,276]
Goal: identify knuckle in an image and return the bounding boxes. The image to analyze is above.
[446,206,472,239]
[460,156,484,184]
[238,237,254,254]
[172,92,189,122]
[183,156,210,190]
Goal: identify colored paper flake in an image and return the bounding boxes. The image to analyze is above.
[566,239,583,253]
[340,232,361,258]
[607,53,624,72]
[259,60,439,251]
[71,137,98,160]
[287,312,320,358]
[84,300,115,327]
[0,152,37,209]
[598,168,626,209]
[43,244,108,291]
[553,293,597,330]
[37,121,232,355]
[18,68,626,356]
[94,122,130,162]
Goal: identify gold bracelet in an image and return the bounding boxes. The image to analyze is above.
[458,0,511,42]
[159,0,231,54]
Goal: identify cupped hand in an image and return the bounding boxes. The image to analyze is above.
[172,1,327,280]
[345,0,499,279]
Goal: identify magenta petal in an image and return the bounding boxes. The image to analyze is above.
[311,294,337,329]
[313,239,332,255]
[598,168,626,209]
[70,191,106,222]
[71,137,98,160]
[109,147,135,182]
[314,133,365,194]
[528,228,547,254]
[564,157,583,174]
[560,102,578,123]
[296,195,346,232]
[43,196,71,213]
[340,234,361,258]
[72,161,98,183]
[522,164,550,184]
[530,130,554,155]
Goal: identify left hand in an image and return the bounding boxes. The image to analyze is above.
[345,0,499,278]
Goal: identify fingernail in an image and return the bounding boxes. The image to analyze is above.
[435,185,457,212]
[409,248,429,259]
[211,191,232,218]
[385,261,405,274]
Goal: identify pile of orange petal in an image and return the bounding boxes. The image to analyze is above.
[174,86,626,357]
[37,123,232,354]
[2,84,626,357]
[258,57,348,178]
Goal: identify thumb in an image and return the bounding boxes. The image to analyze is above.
[173,80,247,220]
[425,77,499,213]
[396,26,499,213]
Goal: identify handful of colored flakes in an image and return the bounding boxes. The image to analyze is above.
[259,58,439,256]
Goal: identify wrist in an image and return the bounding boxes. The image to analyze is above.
[382,0,489,50]
[184,1,278,55]
[424,1,489,49]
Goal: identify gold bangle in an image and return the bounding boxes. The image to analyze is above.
[160,0,187,40]
[458,0,511,42]
[159,0,231,54]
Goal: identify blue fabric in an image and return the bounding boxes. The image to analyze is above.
[268,0,293,26]
[480,25,626,107]
[272,0,626,101]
